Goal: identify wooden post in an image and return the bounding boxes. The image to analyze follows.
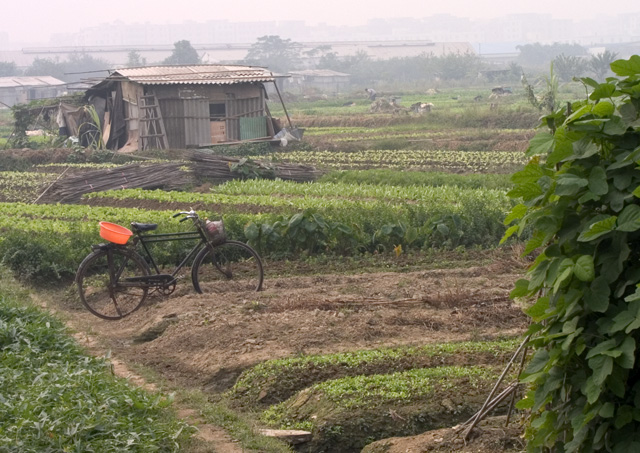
[271,78,294,130]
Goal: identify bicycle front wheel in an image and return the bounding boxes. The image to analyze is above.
[191,240,264,294]
[76,247,150,320]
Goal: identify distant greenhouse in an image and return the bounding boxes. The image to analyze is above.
[0,76,66,108]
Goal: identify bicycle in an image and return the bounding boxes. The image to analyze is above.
[75,210,264,320]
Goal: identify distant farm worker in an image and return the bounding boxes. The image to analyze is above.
[365,87,377,101]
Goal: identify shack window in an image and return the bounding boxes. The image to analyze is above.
[209,103,226,119]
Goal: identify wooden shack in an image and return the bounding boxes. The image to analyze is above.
[86,64,287,152]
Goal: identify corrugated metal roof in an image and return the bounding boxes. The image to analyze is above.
[109,65,275,85]
[0,76,66,89]
[289,69,350,77]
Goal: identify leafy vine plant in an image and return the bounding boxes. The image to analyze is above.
[503,55,640,452]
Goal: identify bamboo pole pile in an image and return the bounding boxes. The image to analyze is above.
[37,153,321,204]
[41,162,192,203]
[190,152,322,183]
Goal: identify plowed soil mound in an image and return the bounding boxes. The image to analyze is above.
[60,258,528,394]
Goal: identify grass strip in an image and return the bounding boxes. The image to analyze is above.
[0,271,194,451]
[227,339,518,408]
[254,149,528,173]
[123,362,294,453]
[318,169,513,190]
[260,365,502,452]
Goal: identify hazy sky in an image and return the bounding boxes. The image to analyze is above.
[4,0,638,43]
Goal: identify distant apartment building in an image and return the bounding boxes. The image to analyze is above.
[42,13,640,51]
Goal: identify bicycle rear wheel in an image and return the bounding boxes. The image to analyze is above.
[191,240,264,294]
[76,247,150,320]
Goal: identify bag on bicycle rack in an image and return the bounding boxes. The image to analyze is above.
[204,219,227,245]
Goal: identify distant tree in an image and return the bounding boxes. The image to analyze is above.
[0,61,19,77]
[436,53,481,80]
[64,53,110,82]
[244,35,301,73]
[304,44,332,60]
[306,45,343,70]
[126,50,147,68]
[509,61,523,80]
[517,42,587,68]
[590,50,618,81]
[24,57,66,81]
[553,53,588,82]
[317,51,341,69]
[23,54,109,83]
[163,40,200,65]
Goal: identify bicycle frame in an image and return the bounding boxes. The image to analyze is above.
[77,210,262,320]
[133,227,210,281]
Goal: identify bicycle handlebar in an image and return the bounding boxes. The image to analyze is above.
[173,210,200,223]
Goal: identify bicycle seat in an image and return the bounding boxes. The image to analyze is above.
[130,222,158,232]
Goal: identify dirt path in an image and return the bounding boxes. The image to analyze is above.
[60,259,528,389]
[49,255,529,451]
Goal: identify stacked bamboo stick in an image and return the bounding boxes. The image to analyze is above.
[190,153,322,183]
[38,153,321,204]
[42,162,192,203]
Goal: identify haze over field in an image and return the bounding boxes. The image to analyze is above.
[2,0,640,45]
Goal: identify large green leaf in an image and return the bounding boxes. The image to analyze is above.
[585,376,603,404]
[507,182,544,200]
[523,349,550,375]
[525,296,551,322]
[614,406,634,429]
[599,402,615,418]
[535,216,560,234]
[510,278,532,298]
[574,255,595,282]
[553,258,575,293]
[578,215,617,241]
[500,224,519,245]
[589,355,613,386]
[584,276,610,313]
[586,339,617,359]
[503,203,527,225]
[528,259,550,291]
[608,301,640,333]
[555,173,589,196]
[605,189,631,212]
[608,151,635,170]
[243,222,260,240]
[580,77,600,89]
[592,101,615,117]
[588,166,608,196]
[613,173,632,191]
[603,116,628,136]
[620,103,638,124]
[611,55,640,76]
[524,230,549,255]
[589,82,617,101]
[617,336,636,369]
[571,138,599,160]
[511,162,546,184]
[565,104,593,123]
[527,132,555,157]
[617,204,640,232]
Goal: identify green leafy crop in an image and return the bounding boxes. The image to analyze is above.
[504,55,640,452]
[0,282,194,451]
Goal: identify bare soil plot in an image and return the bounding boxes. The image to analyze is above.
[51,251,529,452]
